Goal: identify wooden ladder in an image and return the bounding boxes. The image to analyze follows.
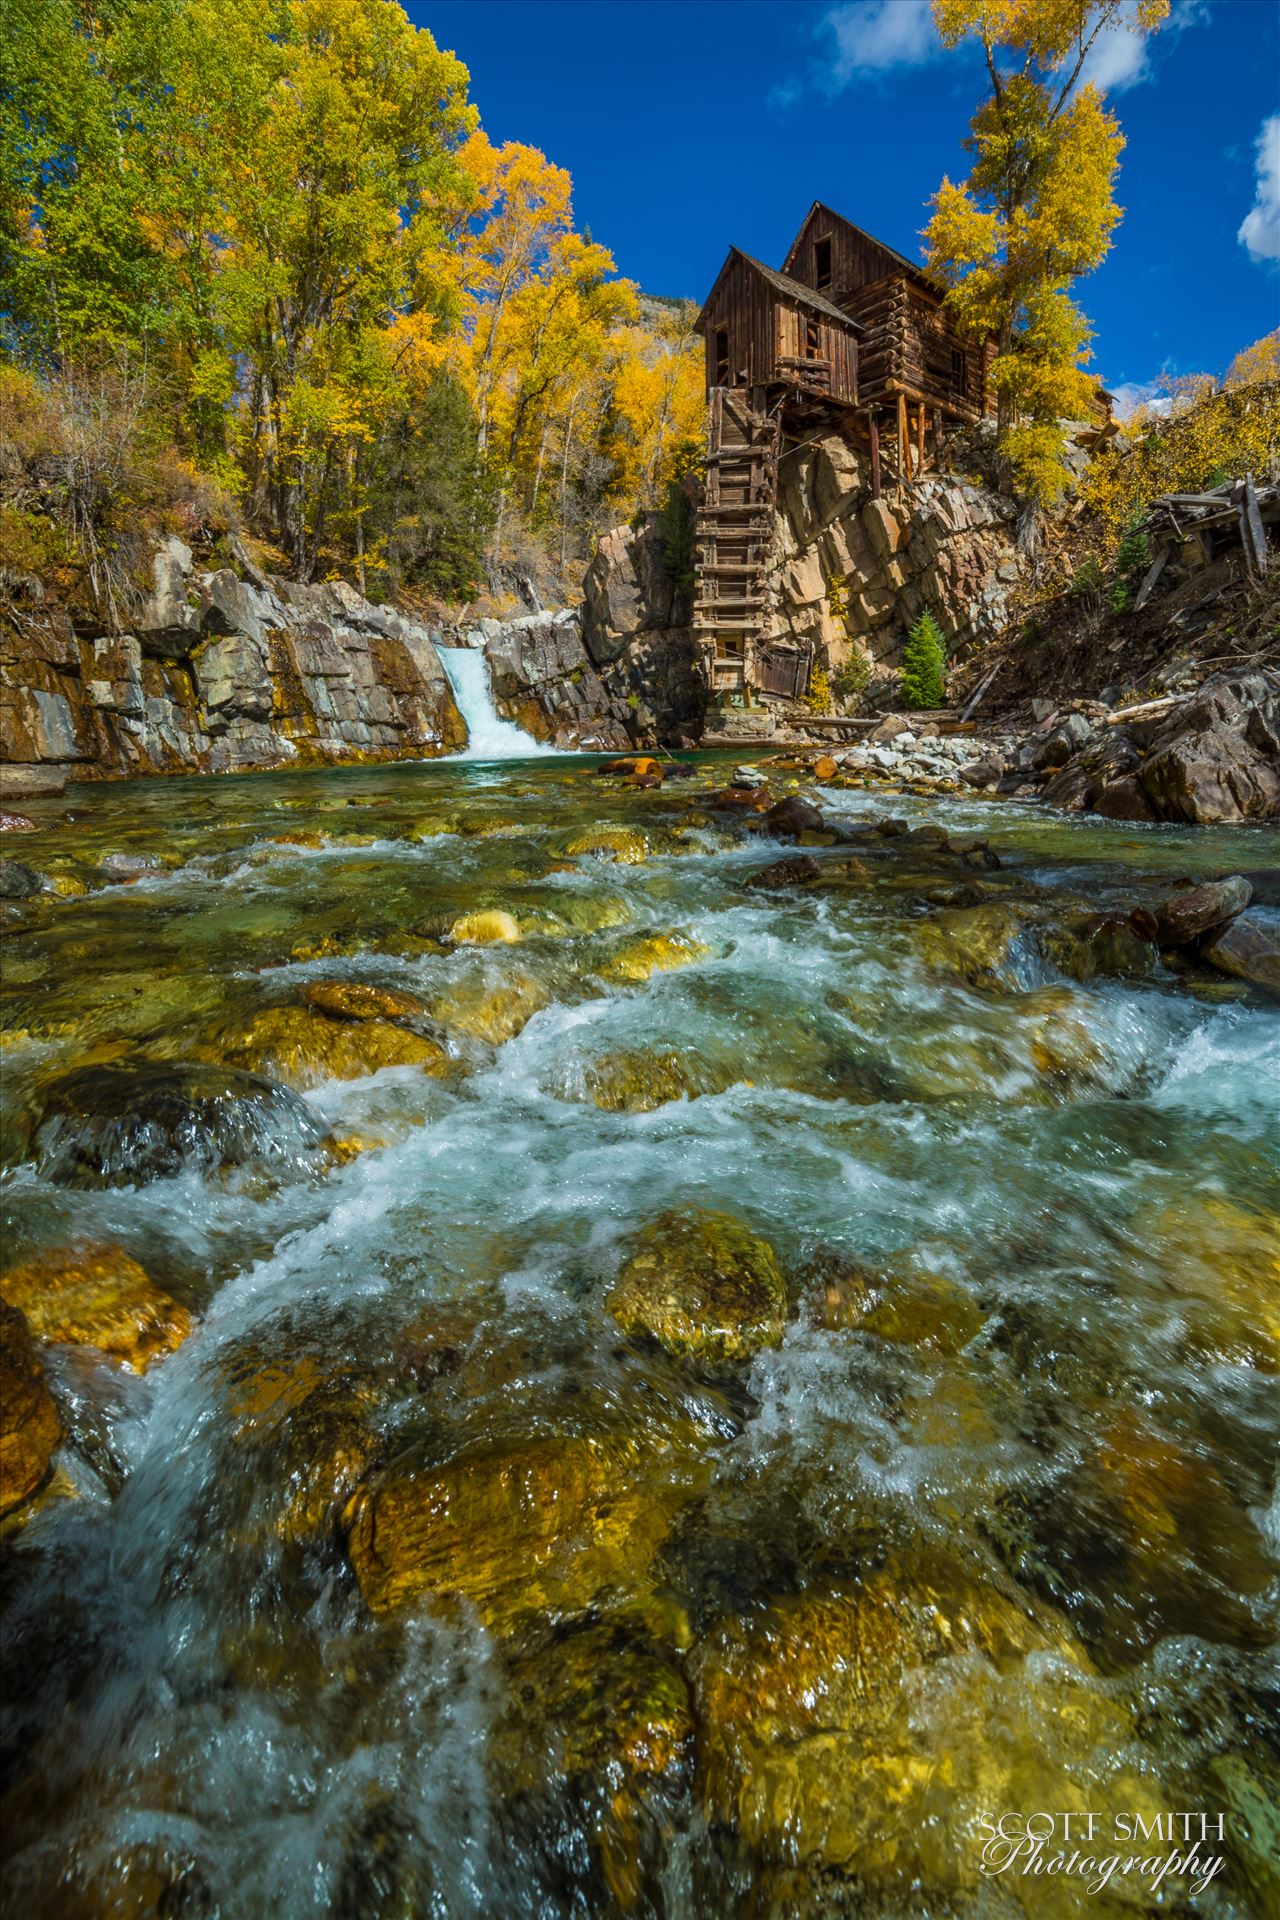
[694,386,781,697]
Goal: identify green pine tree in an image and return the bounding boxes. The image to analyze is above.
[901,609,946,710]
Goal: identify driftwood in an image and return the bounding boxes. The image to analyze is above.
[1104,694,1182,726]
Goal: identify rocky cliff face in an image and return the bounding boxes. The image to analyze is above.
[1,515,709,790]
[770,434,1024,680]
[1,536,468,795]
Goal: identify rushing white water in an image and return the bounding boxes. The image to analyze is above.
[438,646,559,760]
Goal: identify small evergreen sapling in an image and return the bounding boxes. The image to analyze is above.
[901,610,946,710]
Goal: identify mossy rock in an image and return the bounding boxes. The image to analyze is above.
[607,1209,786,1363]
[563,827,649,865]
[811,1260,984,1356]
[448,909,521,945]
[223,1347,383,1548]
[1,1242,193,1373]
[0,1302,61,1518]
[917,904,1025,987]
[428,969,550,1044]
[299,980,426,1022]
[203,1005,449,1090]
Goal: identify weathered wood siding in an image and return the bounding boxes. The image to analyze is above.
[783,207,908,301]
[702,256,858,407]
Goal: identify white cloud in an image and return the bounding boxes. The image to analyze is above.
[1109,379,1168,420]
[1238,114,1280,263]
[1080,23,1153,92]
[824,0,939,81]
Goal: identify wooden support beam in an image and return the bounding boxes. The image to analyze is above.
[869,411,881,498]
[916,403,926,476]
[897,392,909,485]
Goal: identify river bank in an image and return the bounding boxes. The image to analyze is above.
[1,748,1277,1917]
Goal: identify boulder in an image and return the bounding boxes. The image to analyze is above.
[0,1243,193,1373]
[957,754,1005,790]
[0,1302,62,1517]
[581,515,681,664]
[1137,669,1280,824]
[606,1208,786,1363]
[298,980,426,1023]
[744,854,822,891]
[1199,912,1280,993]
[343,1427,698,1628]
[1133,874,1252,948]
[0,858,42,898]
[30,1061,327,1187]
[205,1005,449,1089]
[763,795,825,838]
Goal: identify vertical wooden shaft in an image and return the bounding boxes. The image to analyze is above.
[916,404,926,474]
[869,412,881,498]
[897,393,909,482]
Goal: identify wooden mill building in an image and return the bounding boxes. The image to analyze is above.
[692,201,996,702]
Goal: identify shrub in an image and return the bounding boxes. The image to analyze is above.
[900,610,946,710]
[831,651,870,702]
[806,665,833,713]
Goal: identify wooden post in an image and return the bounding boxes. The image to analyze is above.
[916,404,926,476]
[869,411,881,498]
[897,393,909,484]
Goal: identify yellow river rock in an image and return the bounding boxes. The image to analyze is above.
[299,979,426,1022]
[344,1428,706,1630]
[0,1302,62,1517]
[448,909,521,945]
[1,1242,193,1372]
[205,1005,448,1090]
[608,1208,786,1363]
[599,931,709,984]
[564,827,649,864]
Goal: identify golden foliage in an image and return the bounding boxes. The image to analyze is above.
[1083,380,1280,551]
[925,2,1168,503]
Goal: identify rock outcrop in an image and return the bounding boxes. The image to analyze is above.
[770,435,1024,679]
[1,536,467,793]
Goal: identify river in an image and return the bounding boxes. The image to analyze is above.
[1,751,1277,1918]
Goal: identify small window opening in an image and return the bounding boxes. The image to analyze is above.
[814,236,833,291]
[804,314,821,358]
[950,346,967,393]
[714,328,730,386]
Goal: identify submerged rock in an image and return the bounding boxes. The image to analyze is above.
[344,1428,699,1629]
[30,1060,327,1186]
[607,1209,786,1363]
[692,1563,1106,1889]
[0,1302,62,1517]
[580,1049,729,1112]
[744,854,822,891]
[1,1243,193,1372]
[0,858,42,899]
[599,930,710,984]
[428,969,550,1043]
[812,1261,983,1355]
[917,903,1024,986]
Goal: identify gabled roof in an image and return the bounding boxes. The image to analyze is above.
[782,200,935,290]
[695,246,863,335]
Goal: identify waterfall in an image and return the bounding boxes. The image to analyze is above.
[437,647,559,760]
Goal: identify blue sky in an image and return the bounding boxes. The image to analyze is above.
[416,0,1279,409]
